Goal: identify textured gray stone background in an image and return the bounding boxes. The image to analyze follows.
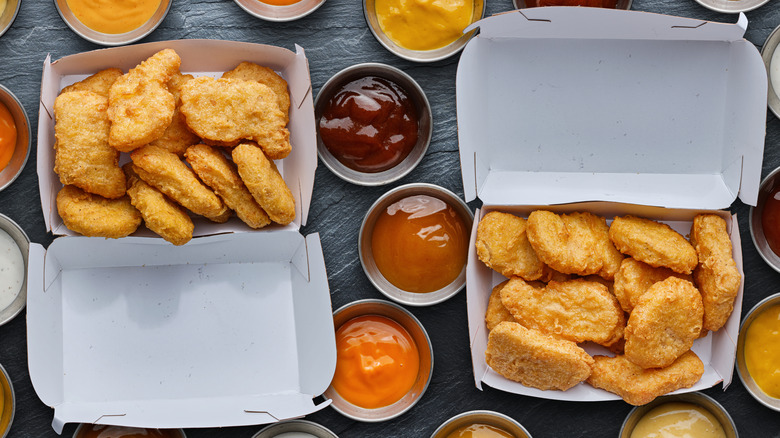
[1,0,779,437]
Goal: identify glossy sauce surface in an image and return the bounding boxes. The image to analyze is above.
[445,423,515,438]
[372,195,468,293]
[744,304,780,398]
[525,0,617,6]
[332,314,419,409]
[761,184,780,257]
[65,0,161,34]
[76,425,181,438]
[630,402,726,438]
[0,101,16,173]
[257,0,302,5]
[0,371,8,436]
[319,76,418,173]
[375,0,474,51]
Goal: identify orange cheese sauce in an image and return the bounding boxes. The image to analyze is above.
[446,423,515,438]
[258,0,302,5]
[744,304,780,398]
[371,195,468,293]
[0,101,16,173]
[332,314,419,409]
[65,0,162,34]
[76,424,181,438]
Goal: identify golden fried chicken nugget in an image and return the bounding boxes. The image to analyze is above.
[232,143,295,225]
[61,68,123,97]
[500,277,625,346]
[609,215,698,274]
[180,77,291,159]
[690,214,741,332]
[475,211,544,281]
[613,258,693,313]
[148,72,201,156]
[485,280,516,332]
[222,62,290,123]
[624,277,703,369]
[587,351,704,406]
[130,145,229,222]
[53,90,125,199]
[185,144,271,229]
[108,49,181,152]
[123,164,193,246]
[527,211,622,279]
[485,321,594,391]
[56,185,141,238]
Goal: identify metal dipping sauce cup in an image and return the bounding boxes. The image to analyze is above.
[234,0,325,22]
[55,0,172,46]
[619,392,738,438]
[749,166,780,274]
[431,411,532,438]
[736,292,780,412]
[0,84,30,194]
[253,419,339,437]
[0,213,28,326]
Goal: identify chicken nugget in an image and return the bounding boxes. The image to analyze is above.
[108,49,180,152]
[485,280,516,332]
[690,214,741,332]
[232,143,295,225]
[54,90,125,199]
[527,211,622,278]
[222,61,290,123]
[61,68,123,97]
[185,144,271,229]
[624,277,703,369]
[180,77,291,159]
[148,72,201,156]
[609,215,697,274]
[587,351,704,406]
[475,211,544,281]
[486,322,593,391]
[500,277,624,346]
[57,185,141,238]
[130,145,229,222]
[614,258,693,313]
[123,164,193,246]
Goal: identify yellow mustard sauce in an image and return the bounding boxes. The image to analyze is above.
[0,370,11,435]
[445,423,515,438]
[66,0,161,34]
[375,0,474,51]
[630,402,726,438]
[0,0,7,17]
[744,304,780,398]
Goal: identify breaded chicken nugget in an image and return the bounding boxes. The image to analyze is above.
[485,280,516,332]
[587,351,704,406]
[475,211,544,281]
[690,214,741,332]
[609,215,697,274]
[108,49,180,152]
[123,164,193,246]
[54,90,125,199]
[500,277,625,346]
[184,144,271,229]
[61,68,123,97]
[56,185,141,238]
[222,62,290,123]
[180,77,291,159]
[614,258,693,313]
[148,72,201,156]
[527,211,622,279]
[624,277,703,369]
[130,145,229,222]
[486,321,593,391]
[232,143,295,225]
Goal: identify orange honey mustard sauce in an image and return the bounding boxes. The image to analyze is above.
[744,304,780,398]
[65,0,161,34]
[76,425,180,438]
[332,314,420,409]
[446,423,515,438]
[258,0,302,5]
[371,195,468,293]
[0,101,16,173]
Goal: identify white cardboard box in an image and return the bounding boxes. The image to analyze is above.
[28,41,336,433]
[457,8,766,401]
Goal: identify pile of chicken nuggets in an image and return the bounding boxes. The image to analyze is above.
[476,210,741,405]
[53,48,296,245]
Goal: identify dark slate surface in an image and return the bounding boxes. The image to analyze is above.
[1,0,779,437]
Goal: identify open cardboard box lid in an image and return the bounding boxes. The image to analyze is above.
[457,8,763,401]
[37,39,317,235]
[457,8,766,210]
[27,231,336,433]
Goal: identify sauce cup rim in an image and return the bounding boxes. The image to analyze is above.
[736,292,780,412]
[54,0,173,46]
[619,392,738,438]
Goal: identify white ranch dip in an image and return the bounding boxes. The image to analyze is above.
[0,227,23,311]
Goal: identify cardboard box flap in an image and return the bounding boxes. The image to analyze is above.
[457,9,766,209]
[27,232,336,433]
[37,39,317,235]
